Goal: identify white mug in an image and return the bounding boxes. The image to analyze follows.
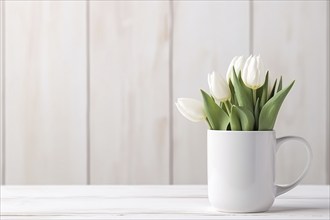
[207,130,312,213]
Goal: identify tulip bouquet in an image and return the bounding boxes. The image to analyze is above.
[176,55,294,131]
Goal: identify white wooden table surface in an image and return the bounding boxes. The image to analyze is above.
[0,185,329,219]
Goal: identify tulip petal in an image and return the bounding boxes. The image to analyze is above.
[226,56,245,83]
[234,56,245,72]
[176,98,205,122]
[242,55,252,78]
[226,56,238,82]
[208,72,231,102]
[242,55,266,89]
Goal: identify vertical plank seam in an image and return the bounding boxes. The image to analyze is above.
[169,0,174,185]
[1,0,6,185]
[249,0,254,54]
[326,0,330,184]
[86,0,91,185]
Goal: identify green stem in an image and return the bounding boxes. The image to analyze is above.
[253,89,257,106]
[224,100,231,114]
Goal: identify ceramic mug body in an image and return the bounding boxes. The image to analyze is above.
[207,130,312,213]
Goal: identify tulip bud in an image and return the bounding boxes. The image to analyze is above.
[176,98,206,122]
[226,56,245,83]
[208,71,231,102]
[242,55,265,89]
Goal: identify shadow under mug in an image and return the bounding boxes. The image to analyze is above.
[207,130,312,213]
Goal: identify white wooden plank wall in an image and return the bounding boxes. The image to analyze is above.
[0,0,4,185]
[89,1,170,184]
[0,1,328,185]
[2,1,87,184]
[172,1,250,184]
[253,1,328,184]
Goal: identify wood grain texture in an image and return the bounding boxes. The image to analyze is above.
[1,185,329,219]
[253,1,328,184]
[0,0,4,185]
[89,1,170,184]
[4,1,87,184]
[327,0,330,185]
[1,1,329,185]
[172,1,250,184]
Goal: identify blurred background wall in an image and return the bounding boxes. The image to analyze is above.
[0,0,329,185]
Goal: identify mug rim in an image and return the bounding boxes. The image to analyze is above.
[208,130,275,133]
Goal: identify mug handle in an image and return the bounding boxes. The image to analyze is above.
[275,136,312,197]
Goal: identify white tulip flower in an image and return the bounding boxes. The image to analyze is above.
[226,56,245,83]
[208,71,231,102]
[176,98,206,122]
[242,55,265,89]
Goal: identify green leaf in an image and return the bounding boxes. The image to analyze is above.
[219,102,228,115]
[205,117,212,129]
[254,98,260,130]
[224,100,232,115]
[235,106,255,131]
[256,86,263,101]
[238,71,245,87]
[238,71,253,95]
[256,72,268,101]
[231,68,253,112]
[230,106,241,130]
[228,80,237,105]
[258,81,295,130]
[277,76,282,92]
[268,79,278,100]
[259,71,269,108]
[201,90,229,130]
